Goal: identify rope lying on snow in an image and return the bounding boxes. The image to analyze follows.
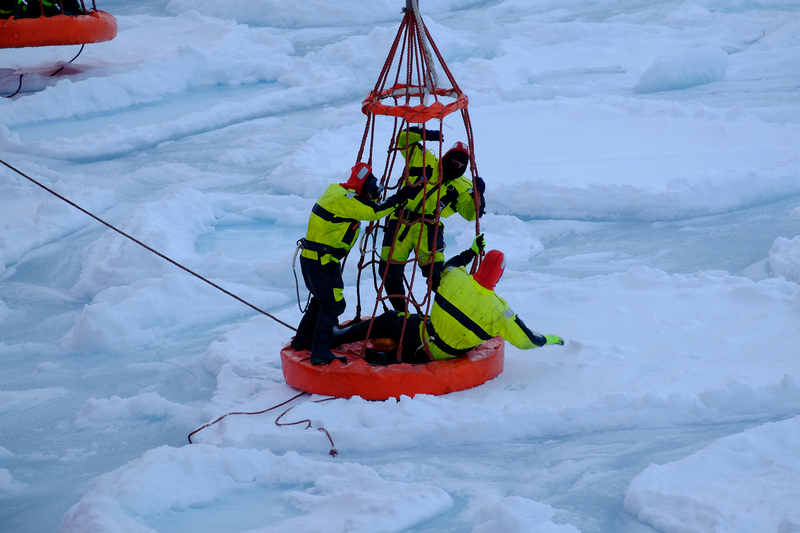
[275,396,339,457]
[0,158,297,332]
[188,391,339,457]
[4,44,85,99]
[188,391,306,444]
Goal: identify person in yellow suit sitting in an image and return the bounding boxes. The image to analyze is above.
[334,235,563,364]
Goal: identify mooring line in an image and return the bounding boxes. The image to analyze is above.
[1,158,296,332]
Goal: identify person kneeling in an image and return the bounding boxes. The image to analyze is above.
[332,235,564,364]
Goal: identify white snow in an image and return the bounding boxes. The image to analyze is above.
[60,445,453,533]
[1,1,800,532]
[625,416,800,533]
[0,468,26,500]
[74,392,195,428]
[470,496,580,533]
[0,387,70,416]
[634,47,730,94]
[769,235,800,282]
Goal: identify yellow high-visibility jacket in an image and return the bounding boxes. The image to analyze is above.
[394,130,477,225]
[422,264,544,360]
[301,184,398,265]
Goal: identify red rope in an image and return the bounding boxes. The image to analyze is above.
[188,393,339,457]
[351,3,482,363]
[187,391,306,443]
[275,397,339,457]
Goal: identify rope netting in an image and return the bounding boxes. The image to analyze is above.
[350,0,483,362]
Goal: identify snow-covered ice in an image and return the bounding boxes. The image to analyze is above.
[625,416,800,533]
[1,1,799,532]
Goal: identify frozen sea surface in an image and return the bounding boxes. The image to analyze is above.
[1,1,800,532]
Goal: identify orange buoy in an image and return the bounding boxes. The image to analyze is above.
[285,3,493,402]
[281,337,505,401]
[0,11,117,49]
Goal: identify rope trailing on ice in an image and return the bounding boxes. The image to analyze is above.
[187,391,306,443]
[50,44,85,77]
[275,396,339,457]
[0,158,297,332]
[3,75,23,99]
[3,44,85,98]
[188,392,340,457]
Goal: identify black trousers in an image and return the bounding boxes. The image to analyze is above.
[380,219,445,311]
[9,0,81,18]
[294,256,346,358]
[379,258,443,312]
[333,311,428,364]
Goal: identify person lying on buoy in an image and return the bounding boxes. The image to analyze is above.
[0,0,14,18]
[291,163,422,365]
[2,0,83,18]
[333,234,564,364]
[379,126,486,311]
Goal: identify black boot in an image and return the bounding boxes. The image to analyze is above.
[290,336,313,351]
[309,307,346,365]
[331,320,371,348]
[364,347,397,365]
[310,350,346,365]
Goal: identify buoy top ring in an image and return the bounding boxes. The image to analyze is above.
[362,83,468,124]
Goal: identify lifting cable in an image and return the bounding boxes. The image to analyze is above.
[0,158,296,332]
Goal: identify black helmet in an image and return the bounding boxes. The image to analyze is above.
[441,141,469,181]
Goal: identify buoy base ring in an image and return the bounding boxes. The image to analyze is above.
[0,11,117,49]
[281,336,504,401]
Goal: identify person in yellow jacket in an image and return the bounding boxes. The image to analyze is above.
[292,163,421,365]
[380,126,486,311]
[333,235,563,364]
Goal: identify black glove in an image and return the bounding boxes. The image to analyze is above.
[408,126,443,142]
[409,165,434,178]
[423,129,442,142]
[439,184,459,210]
[393,181,423,205]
